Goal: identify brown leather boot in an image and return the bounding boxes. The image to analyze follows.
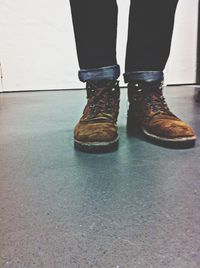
[74,80,120,152]
[127,80,196,148]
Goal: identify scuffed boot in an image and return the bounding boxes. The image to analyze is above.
[127,80,196,148]
[74,80,120,152]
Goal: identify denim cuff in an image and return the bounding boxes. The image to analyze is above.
[78,64,120,82]
[123,71,164,83]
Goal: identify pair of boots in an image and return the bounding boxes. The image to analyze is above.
[74,80,196,152]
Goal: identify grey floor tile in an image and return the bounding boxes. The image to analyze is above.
[0,86,200,268]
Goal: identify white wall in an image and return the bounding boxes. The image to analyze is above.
[164,0,199,84]
[0,0,80,91]
[0,0,198,92]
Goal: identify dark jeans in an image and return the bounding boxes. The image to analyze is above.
[69,0,179,83]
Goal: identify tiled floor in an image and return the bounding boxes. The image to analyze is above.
[0,86,200,268]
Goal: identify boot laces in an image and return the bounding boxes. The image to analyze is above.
[146,88,171,115]
[86,80,119,119]
[132,82,173,117]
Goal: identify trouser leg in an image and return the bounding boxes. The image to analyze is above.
[124,0,179,82]
[69,0,120,81]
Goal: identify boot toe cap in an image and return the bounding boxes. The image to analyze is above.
[74,122,118,142]
[148,118,196,139]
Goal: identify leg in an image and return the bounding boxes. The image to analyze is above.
[124,0,179,82]
[125,0,196,148]
[69,0,120,152]
[69,0,120,81]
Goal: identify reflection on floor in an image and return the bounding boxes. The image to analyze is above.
[0,86,200,268]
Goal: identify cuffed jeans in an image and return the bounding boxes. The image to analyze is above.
[69,0,179,83]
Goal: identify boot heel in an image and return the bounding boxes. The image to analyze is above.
[127,111,141,135]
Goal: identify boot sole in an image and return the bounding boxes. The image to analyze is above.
[127,118,196,149]
[74,137,119,153]
[142,128,196,149]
